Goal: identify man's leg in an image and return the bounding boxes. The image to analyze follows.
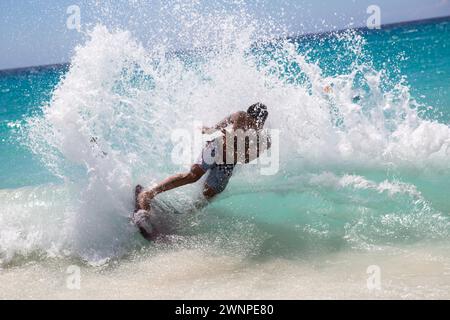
[202,184,218,200]
[201,165,234,200]
[138,165,206,210]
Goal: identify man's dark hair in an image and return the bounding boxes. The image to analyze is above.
[247,103,268,124]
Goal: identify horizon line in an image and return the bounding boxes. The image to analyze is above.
[1,14,449,73]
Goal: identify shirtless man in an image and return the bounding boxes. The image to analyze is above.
[133,103,269,238]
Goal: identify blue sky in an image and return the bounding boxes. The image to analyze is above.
[1,0,449,70]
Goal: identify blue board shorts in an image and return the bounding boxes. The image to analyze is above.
[195,140,235,194]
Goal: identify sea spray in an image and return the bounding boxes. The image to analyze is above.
[1,7,449,266]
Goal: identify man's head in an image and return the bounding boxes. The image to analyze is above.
[247,103,268,128]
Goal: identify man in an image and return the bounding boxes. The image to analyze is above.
[133,103,269,238]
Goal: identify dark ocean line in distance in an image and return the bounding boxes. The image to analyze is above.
[1,15,449,74]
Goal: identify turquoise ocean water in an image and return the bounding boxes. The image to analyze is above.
[1,16,450,298]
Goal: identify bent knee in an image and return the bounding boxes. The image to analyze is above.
[203,185,218,199]
[187,165,205,182]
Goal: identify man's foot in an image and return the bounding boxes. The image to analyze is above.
[133,185,160,241]
[137,189,156,211]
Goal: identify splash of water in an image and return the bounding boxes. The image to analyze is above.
[2,5,450,266]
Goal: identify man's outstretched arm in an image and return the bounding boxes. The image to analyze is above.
[202,112,241,134]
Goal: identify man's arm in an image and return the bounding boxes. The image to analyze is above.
[202,112,240,134]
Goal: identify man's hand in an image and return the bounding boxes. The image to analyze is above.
[201,113,236,134]
[202,126,216,134]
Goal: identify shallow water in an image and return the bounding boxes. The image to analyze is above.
[1,243,449,299]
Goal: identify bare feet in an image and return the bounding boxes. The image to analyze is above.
[137,189,156,211]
